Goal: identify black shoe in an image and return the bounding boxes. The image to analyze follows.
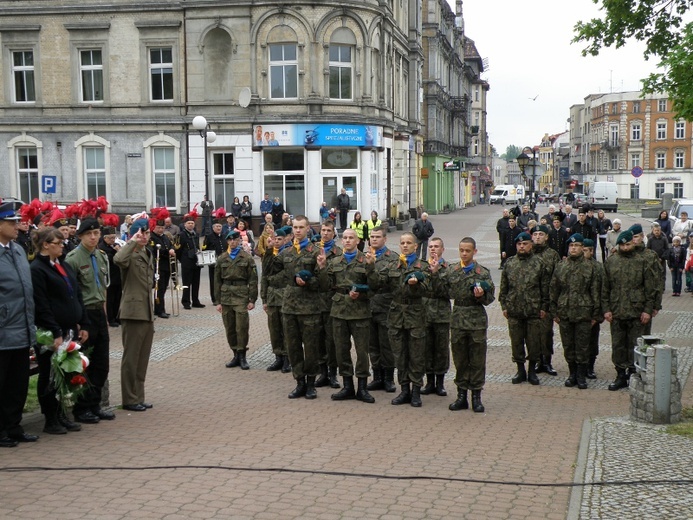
[9,432,38,442]
[305,376,317,400]
[43,420,67,435]
[225,350,240,368]
[74,411,101,423]
[420,373,435,395]
[122,404,147,412]
[141,402,153,409]
[527,364,540,385]
[183,305,191,310]
[576,364,588,390]
[93,408,116,420]
[535,355,546,374]
[391,383,411,405]
[109,321,120,327]
[545,355,558,376]
[332,377,356,401]
[156,313,170,319]
[281,356,292,373]
[449,389,469,411]
[238,350,250,370]
[58,413,82,432]
[288,378,306,399]
[314,364,330,387]
[355,378,375,404]
[0,436,19,447]
[565,363,578,387]
[471,390,485,413]
[511,363,527,384]
[267,355,284,371]
[410,385,422,407]
[586,360,597,380]
[192,303,206,308]
[328,366,340,388]
[608,368,628,391]
[366,367,384,391]
[383,368,397,393]
[435,374,447,396]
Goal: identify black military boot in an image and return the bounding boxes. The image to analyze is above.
[43,414,67,435]
[267,355,283,371]
[281,356,292,373]
[366,366,384,391]
[576,364,588,390]
[527,363,540,385]
[435,374,447,396]
[383,368,397,393]
[391,383,411,405]
[58,411,82,432]
[328,366,340,388]
[564,363,578,387]
[449,388,469,411]
[288,377,306,399]
[511,363,527,384]
[331,377,356,400]
[356,378,375,403]
[225,350,240,368]
[410,385,422,407]
[544,355,557,376]
[420,373,435,395]
[471,390,485,413]
[238,350,250,370]
[314,364,330,387]
[305,376,317,399]
[535,355,546,374]
[586,357,597,379]
[608,368,628,391]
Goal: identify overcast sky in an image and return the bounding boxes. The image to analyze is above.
[460,0,658,156]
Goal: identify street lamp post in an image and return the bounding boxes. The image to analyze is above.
[516,146,537,210]
[192,115,217,203]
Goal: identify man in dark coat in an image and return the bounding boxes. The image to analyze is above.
[548,216,569,259]
[177,212,205,310]
[336,188,350,232]
[412,212,434,260]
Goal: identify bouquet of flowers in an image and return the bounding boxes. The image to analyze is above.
[36,328,90,413]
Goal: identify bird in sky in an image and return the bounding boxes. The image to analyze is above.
[529,94,539,101]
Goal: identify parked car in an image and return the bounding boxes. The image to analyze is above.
[547,192,561,203]
[669,199,693,227]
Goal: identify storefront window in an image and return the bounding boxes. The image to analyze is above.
[265,174,305,216]
[264,149,304,171]
[321,148,358,169]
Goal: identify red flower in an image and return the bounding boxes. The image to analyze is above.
[66,341,78,353]
[70,375,87,386]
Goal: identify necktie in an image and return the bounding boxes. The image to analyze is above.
[90,253,102,289]
[55,262,74,297]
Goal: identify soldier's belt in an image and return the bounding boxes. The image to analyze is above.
[334,287,350,294]
[223,280,247,286]
[85,303,105,311]
[395,297,422,305]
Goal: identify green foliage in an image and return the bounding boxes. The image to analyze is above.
[665,407,693,438]
[23,375,38,414]
[573,0,693,121]
[501,145,522,161]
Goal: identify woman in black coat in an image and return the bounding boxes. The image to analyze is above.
[656,210,673,242]
[271,197,285,227]
[230,197,242,219]
[31,228,90,435]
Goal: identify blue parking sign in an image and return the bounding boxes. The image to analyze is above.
[42,175,56,194]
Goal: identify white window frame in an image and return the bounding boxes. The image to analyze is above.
[212,151,235,211]
[610,154,618,170]
[631,123,641,141]
[658,99,667,112]
[7,133,43,199]
[75,133,111,201]
[674,183,684,198]
[630,153,641,168]
[655,182,665,198]
[269,43,298,100]
[675,121,686,139]
[609,124,619,145]
[328,44,353,101]
[79,48,104,103]
[11,49,35,103]
[144,133,180,210]
[655,151,666,169]
[656,121,667,140]
[675,150,685,169]
[149,47,174,102]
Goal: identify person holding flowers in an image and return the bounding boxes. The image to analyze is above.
[31,227,90,434]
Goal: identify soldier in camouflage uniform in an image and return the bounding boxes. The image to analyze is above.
[366,226,397,393]
[499,232,549,386]
[267,216,323,399]
[430,237,494,413]
[582,239,604,379]
[602,230,657,390]
[213,230,258,370]
[550,234,601,389]
[314,221,343,389]
[420,238,451,397]
[261,228,291,373]
[531,224,561,376]
[629,224,663,338]
[376,232,430,407]
[317,229,378,403]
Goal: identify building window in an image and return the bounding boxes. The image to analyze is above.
[630,153,641,168]
[264,174,305,216]
[474,85,480,102]
[149,47,173,101]
[153,147,175,208]
[264,148,304,171]
[631,123,641,141]
[269,44,298,99]
[675,151,684,169]
[674,183,684,198]
[12,50,35,103]
[675,121,685,139]
[633,101,640,113]
[656,122,667,140]
[329,45,352,100]
[16,147,39,201]
[658,99,667,111]
[84,147,106,198]
[80,49,103,102]
[610,154,618,169]
[321,148,358,170]
[654,183,665,198]
[609,125,619,145]
[611,102,618,114]
[656,151,666,169]
[213,152,234,210]
[630,183,640,199]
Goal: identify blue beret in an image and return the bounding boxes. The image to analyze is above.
[567,233,584,244]
[296,270,313,281]
[583,239,595,248]
[226,230,240,240]
[617,230,634,244]
[628,223,643,235]
[275,229,286,237]
[280,226,293,235]
[515,232,532,243]
[129,218,150,236]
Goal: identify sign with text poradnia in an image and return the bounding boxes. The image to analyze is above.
[252,124,383,148]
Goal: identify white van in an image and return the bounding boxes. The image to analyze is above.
[589,182,618,212]
[489,185,526,205]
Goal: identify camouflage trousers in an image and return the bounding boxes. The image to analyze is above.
[558,320,592,365]
[539,317,554,358]
[318,311,337,369]
[610,318,643,370]
[282,313,321,379]
[333,317,371,379]
[588,322,600,361]
[451,328,487,391]
[266,306,286,356]
[369,312,395,370]
[507,317,542,364]
[221,304,250,351]
[424,322,451,374]
[389,326,426,386]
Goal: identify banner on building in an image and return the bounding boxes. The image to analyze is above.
[252,124,383,148]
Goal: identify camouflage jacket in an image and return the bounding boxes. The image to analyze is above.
[267,242,322,315]
[260,248,286,308]
[432,261,495,330]
[318,251,378,320]
[369,248,397,315]
[317,245,343,312]
[423,260,451,324]
[550,255,601,322]
[213,249,258,306]
[499,252,549,319]
[376,256,430,329]
[603,249,657,319]
[635,243,664,311]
